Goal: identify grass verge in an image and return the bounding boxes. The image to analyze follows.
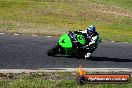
[0,0,132,43]
[0,72,131,88]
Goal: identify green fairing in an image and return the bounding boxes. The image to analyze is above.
[76,34,86,45]
[59,34,72,48]
[59,33,86,55]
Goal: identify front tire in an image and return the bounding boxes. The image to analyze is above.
[77,48,87,59]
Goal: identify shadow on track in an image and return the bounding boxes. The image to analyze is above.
[54,55,77,58]
[88,56,132,62]
[54,55,132,62]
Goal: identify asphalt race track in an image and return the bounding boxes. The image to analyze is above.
[0,34,132,69]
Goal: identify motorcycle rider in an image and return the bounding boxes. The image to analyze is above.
[69,25,100,58]
[80,25,100,58]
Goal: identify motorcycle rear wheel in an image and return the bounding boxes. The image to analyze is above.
[47,45,59,56]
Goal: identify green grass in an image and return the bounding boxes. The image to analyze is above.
[0,0,132,43]
[0,72,131,88]
[93,0,132,11]
[0,79,132,88]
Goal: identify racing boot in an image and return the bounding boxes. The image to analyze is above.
[85,52,91,59]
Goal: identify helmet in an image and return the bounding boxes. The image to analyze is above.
[87,25,96,34]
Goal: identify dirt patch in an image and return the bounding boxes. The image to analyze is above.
[89,3,132,18]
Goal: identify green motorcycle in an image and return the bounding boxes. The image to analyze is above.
[47,31,100,59]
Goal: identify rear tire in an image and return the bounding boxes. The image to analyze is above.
[47,49,56,56]
[47,45,59,56]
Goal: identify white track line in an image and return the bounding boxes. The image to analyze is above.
[32,35,38,36]
[111,41,115,42]
[13,33,20,35]
[46,36,52,37]
[0,33,5,34]
[0,68,132,73]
